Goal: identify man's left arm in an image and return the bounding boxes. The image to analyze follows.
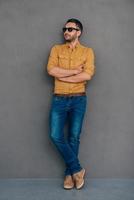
[58,72,91,83]
[58,48,95,83]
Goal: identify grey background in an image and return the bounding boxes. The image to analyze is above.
[0,0,134,178]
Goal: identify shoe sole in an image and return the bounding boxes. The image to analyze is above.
[63,185,74,190]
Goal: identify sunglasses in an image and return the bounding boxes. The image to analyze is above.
[62,27,80,33]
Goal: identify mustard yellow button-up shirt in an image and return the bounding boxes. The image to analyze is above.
[47,42,95,94]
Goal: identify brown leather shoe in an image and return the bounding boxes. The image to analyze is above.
[63,175,74,189]
[72,168,86,189]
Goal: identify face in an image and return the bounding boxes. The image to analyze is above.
[63,22,81,42]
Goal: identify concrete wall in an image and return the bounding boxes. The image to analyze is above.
[0,0,134,178]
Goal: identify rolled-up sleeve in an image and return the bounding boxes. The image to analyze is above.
[84,48,95,77]
[47,45,58,72]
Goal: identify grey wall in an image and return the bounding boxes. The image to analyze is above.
[0,0,134,178]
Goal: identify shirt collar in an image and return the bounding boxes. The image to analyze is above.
[65,41,81,49]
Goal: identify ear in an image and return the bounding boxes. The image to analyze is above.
[77,30,81,37]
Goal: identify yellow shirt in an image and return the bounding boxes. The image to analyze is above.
[47,42,95,94]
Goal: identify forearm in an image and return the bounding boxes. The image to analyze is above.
[58,72,91,83]
[48,67,77,78]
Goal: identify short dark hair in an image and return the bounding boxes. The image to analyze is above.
[65,18,83,33]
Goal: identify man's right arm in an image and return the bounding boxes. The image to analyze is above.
[48,66,83,78]
[46,45,83,78]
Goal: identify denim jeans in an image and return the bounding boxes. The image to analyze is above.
[49,94,87,176]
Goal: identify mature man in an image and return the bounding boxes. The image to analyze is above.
[47,18,95,189]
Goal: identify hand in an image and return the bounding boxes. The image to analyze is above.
[74,64,85,75]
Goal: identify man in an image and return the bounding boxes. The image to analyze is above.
[47,18,95,190]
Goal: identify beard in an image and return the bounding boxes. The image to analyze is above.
[64,33,77,42]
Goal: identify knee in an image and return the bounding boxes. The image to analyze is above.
[69,135,80,144]
[49,132,56,142]
[49,132,63,143]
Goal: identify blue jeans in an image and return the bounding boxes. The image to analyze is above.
[49,94,87,176]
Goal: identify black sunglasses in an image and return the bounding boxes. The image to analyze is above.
[62,27,80,33]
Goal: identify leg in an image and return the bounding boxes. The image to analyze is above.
[64,95,87,176]
[49,96,82,175]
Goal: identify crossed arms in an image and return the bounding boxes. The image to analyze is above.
[47,64,92,83]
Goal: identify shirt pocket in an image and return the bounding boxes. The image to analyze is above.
[74,56,86,67]
[58,54,69,67]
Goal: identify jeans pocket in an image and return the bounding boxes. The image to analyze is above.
[78,95,87,101]
[52,96,60,102]
[53,96,64,102]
